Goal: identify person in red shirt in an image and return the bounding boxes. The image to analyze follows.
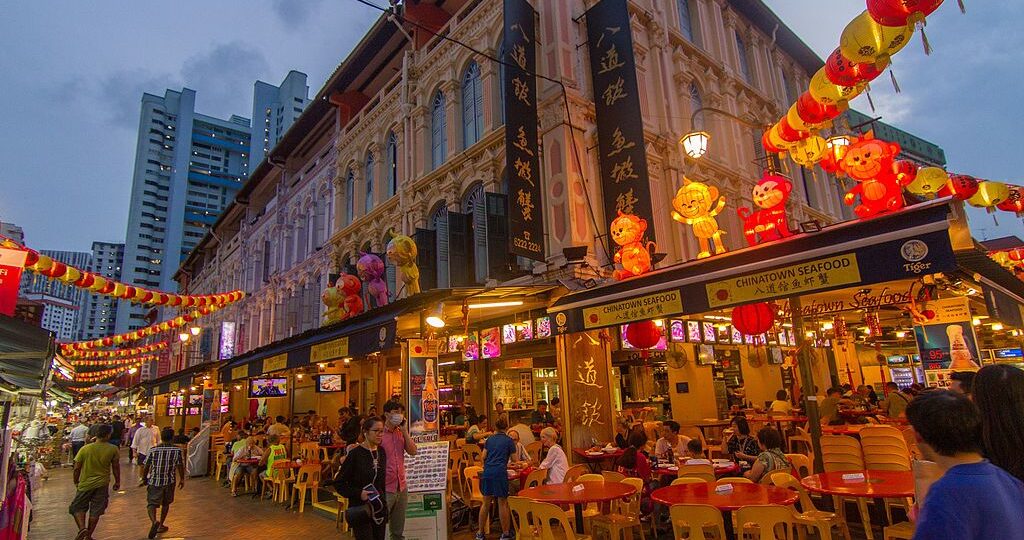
[380,401,417,540]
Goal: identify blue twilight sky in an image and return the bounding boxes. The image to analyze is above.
[0,1,1021,253]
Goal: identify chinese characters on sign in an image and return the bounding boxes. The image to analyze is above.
[585,0,655,247]
[503,0,544,261]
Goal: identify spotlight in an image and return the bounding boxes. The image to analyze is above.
[426,303,446,328]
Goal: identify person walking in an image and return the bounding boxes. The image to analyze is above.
[131,417,159,475]
[335,417,388,540]
[380,401,416,540]
[109,415,124,448]
[68,420,89,460]
[69,424,120,540]
[477,417,516,540]
[141,427,185,539]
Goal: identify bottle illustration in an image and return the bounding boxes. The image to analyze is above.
[946,325,979,369]
[422,359,439,431]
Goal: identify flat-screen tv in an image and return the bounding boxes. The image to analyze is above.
[316,374,345,393]
[697,344,716,365]
[249,377,288,398]
[188,394,202,407]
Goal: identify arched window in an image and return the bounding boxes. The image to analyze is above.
[431,90,447,169]
[385,132,398,198]
[678,0,694,42]
[462,62,484,149]
[365,151,375,213]
[735,32,752,84]
[345,169,355,225]
[689,83,704,130]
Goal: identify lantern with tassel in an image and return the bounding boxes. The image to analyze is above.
[966,181,1011,209]
[624,320,662,359]
[731,303,776,336]
[790,136,828,168]
[796,91,844,127]
[939,174,979,200]
[825,47,888,86]
[809,68,865,109]
[840,11,914,68]
[996,187,1024,216]
[866,0,945,27]
[907,166,948,196]
[777,117,807,143]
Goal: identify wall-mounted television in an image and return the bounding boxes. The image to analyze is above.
[697,344,716,365]
[249,377,288,398]
[316,374,345,393]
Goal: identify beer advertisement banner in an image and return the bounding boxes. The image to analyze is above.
[913,297,981,388]
[503,0,545,261]
[585,0,655,244]
[407,339,440,443]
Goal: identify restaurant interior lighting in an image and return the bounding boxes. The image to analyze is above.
[895,330,907,339]
[178,332,189,342]
[991,322,1005,331]
[426,303,446,328]
[821,322,835,331]
[680,131,710,159]
[128,368,137,375]
[467,300,524,309]
[296,373,303,380]
[234,384,242,391]
[190,386,197,391]
[189,326,201,336]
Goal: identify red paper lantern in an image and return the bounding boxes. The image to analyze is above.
[938,174,979,200]
[996,187,1024,215]
[893,160,919,187]
[731,303,776,336]
[624,320,662,358]
[825,47,887,86]
[762,130,782,154]
[777,117,806,143]
[99,281,116,294]
[23,250,39,267]
[1006,248,1024,262]
[867,0,944,26]
[796,92,842,126]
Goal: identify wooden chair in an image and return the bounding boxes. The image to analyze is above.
[671,477,706,486]
[601,470,625,483]
[563,464,588,484]
[531,500,592,540]
[678,463,716,483]
[669,503,727,539]
[525,468,548,488]
[463,443,483,467]
[735,504,799,540]
[784,453,811,478]
[464,466,488,533]
[591,477,645,540]
[508,496,539,540]
[771,472,851,540]
[526,441,543,464]
[289,464,321,513]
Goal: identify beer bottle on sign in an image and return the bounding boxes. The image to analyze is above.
[422,359,439,431]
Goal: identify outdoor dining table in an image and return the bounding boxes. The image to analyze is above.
[694,419,732,441]
[653,459,741,479]
[519,480,636,532]
[801,470,914,540]
[821,424,869,436]
[272,459,321,470]
[651,482,799,539]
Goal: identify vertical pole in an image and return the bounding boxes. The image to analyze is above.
[789,296,824,473]
[288,372,296,457]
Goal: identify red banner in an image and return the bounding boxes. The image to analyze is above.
[0,248,27,316]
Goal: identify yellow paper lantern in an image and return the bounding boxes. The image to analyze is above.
[840,10,913,68]
[809,68,864,108]
[768,123,796,150]
[967,181,1011,208]
[59,267,82,283]
[89,276,108,292]
[112,283,127,298]
[786,104,809,132]
[790,136,828,167]
[32,255,53,273]
[907,167,948,196]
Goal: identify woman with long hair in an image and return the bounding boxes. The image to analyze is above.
[334,417,388,540]
[614,430,651,482]
[973,364,1024,483]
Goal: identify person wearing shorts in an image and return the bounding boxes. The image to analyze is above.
[477,417,516,540]
[141,427,185,539]
[69,424,120,540]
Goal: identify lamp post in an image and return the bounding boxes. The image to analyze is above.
[680,106,768,163]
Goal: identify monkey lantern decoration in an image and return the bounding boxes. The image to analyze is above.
[737,173,794,247]
[610,212,656,281]
[672,177,728,259]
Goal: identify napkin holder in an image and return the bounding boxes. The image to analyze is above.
[714,483,734,494]
[572,483,585,494]
[841,473,865,482]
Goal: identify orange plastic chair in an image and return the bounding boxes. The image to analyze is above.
[526,441,543,463]
[601,470,625,483]
[668,503,727,540]
[591,477,645,540]
[771,472,851,540]
[464,466,489,534]
[563,464,588,484]
[735,504,799,540]
[525,468,548,488]
[289,464,321,513]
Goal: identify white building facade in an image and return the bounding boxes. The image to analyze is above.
[79,241,124,341]
[250,71,311,168]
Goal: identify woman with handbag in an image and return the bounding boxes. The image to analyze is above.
[335,417,388,540]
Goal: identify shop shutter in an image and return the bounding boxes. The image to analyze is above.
[486,192,511,281]
[447,211,472,287]
[435,213,450,288]
[473,193,487,283]
[413,228,437,291]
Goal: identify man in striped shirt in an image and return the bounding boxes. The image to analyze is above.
[141,427,185,539]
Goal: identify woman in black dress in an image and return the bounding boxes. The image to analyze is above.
[335,417,388,540]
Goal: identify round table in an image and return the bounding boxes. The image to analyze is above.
[272,459,321,470]
[653,460,740,479]
[519,481,636,531]
[821,424,868,436]
[800,470,914,498]
[573,448,624,471]
[651,482,798,511]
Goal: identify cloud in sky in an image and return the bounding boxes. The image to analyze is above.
[272,0,325,29]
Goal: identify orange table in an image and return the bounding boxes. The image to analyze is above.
[272,459,321,470]
[800,470,914,499]
[519,481,635,531]
[651,482,798,511]
[653,460,740,479]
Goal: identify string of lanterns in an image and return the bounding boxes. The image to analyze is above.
[0,236,244,309]
[70,355,157,367]
[61,341,168,359]
[60,304,222,352]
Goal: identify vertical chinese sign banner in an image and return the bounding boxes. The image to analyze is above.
[912,297,981,388]
[503,0,545,262]
[407,339,440,443]
[0,248,27,317]
[585,0,655,246]
[561,331,614,455]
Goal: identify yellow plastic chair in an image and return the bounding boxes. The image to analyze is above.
[531,500,592,540]
[299,441,326,462]
[261,467,289,503]
[602,470,625,483]
[785,453,811,478]
[213,452,228,482]
[883,522,915,540]
[447,449,465,499]
[771,472,851,540]
[564,464,589,484]
[671,477,706,486]
[716,477,752,485]
[591,477,645,540]
[455,438,467,449]
[289,464,321,513]
[525,468,548,488]
[578,473,604,483]
[735,504,799,540]
[668,503,727,540]
[571,476,603,531]
[464,466,489,533]
[463,443,483,466]
[678,463,716,483]
[526,441,543,463]
[820,435,864,472]
[509,496,539,540]
[789,426,813,456]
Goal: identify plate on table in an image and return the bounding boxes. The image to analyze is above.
[602,447,618,453]
[713,459,733,466]
[662,465,679,472]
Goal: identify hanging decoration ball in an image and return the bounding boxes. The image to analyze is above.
[790,136,828,168]
[939,174,980,200]
[624,320,662,359]
[907,166,948,196]
[731,302,776,336]
[825,47,889,86]
[840,10,914,68]
[74,273,95,289]
[867,0,944,27]
[966,181,1011,208]
[796,91,844,127]
[996,187,1024,215]
[809,68,865,109]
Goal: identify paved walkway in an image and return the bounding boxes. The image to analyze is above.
[28,451,339,540]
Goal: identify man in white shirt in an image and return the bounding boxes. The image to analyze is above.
[266,416,290,438]
[131,418,159,473]
[69,421,90,459]
[654,421,691,462]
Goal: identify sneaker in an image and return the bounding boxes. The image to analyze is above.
[147,522,160,539]
[474,533,485,540]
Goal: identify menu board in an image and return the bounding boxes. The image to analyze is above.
[405,441,450,493]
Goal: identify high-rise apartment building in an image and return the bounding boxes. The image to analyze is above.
[250,71,310,168]
[116,88,251,333]
[80,242,124,340]
[0,222,24,245]
[22,250,91,341]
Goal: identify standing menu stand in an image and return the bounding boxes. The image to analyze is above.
[399,441,449,540]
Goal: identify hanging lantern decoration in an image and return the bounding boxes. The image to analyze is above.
[1006,248,1024,262]
[864,313,883,339]
[825,47,888,86]
[731,302,776,336]
[624,320,662,359]
[833,315,849,341]
[768,123,797,151]
[777,117,807,143]
[866,0,945,27]
[966,181,1011,209]
[906,166,948,196]
[790,136,828,168]
[785,104,810,133]
[762,129,783,155]
[938,174,980,200]
[840,10,914,69]
[996,187,1024,216]
[795,92,844,129]
[809,68,865,109]
[893,160,919,188]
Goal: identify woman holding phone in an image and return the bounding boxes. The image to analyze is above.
[334,417,388,540]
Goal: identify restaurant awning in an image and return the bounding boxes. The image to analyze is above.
[955,246,1024,328]
[548,198,960,334]
[144,360,222,397]
[0,314,55,392]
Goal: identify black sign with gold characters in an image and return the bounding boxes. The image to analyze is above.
[585,0,655,244]
[503,0,545,262]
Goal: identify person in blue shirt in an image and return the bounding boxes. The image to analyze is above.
[906,390,1024,539]
[476,417,515,540]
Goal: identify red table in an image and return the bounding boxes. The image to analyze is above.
[653,460,740,479]
[272,459,321,470]
[821,424,869,436]
[519,481,636,531]
[801,470,914,540]
[651,481,798,511]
